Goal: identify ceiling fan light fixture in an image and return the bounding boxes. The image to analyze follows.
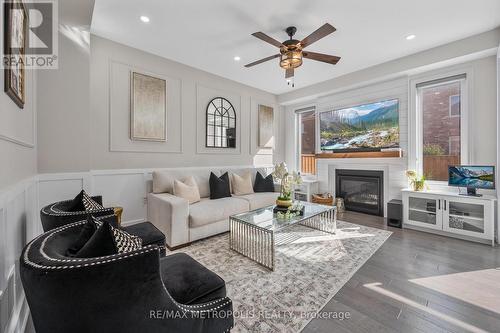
[280,50,302,69]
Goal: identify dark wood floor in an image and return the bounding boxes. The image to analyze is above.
[25,212,500,333]
[303,211,500,333]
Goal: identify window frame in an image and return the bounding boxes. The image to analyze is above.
[294,106,316,173]
[409,67,472,185]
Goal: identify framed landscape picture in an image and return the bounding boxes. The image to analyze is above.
[258,104,274,148]
[4,0,27,109]
[130,72,167,142]
[319,99,399,152]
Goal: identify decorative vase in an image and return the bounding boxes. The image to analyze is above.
[335,198,345,213]
[276,198,293,208]
[413,180,425,192]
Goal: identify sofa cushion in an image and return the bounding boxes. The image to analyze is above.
[75,221,118,258]
[81,191,105,211]
[209,172,231,199]
[173,176,201,204]
[231,172,254,195]
[66,215,97,256]
[220,167,266,189]
[67,190,86,212]
[254,172,275,192]
[234,192,278,210]
[189,197,249,227]
[152,168,220,197]
[160,253,226,305]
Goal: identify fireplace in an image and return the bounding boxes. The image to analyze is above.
[335,169,384,216]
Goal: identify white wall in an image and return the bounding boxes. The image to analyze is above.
[37,29,91,173]
[1,2,95,332]
[0,3,38,331]
[284,56,498,202]
[279,28,500,106]
[84,35,281,170]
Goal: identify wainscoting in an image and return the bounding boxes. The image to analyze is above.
[0,177,39,333]
[2,165,268,332]
[38,169,153,227]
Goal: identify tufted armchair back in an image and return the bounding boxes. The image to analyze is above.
[40,196,114,232]
[21,221,234,333]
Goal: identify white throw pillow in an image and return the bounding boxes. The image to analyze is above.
[231,172,254,195]
[173,176,201,204]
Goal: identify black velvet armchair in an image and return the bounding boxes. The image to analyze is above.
[21,221,234,333]
[40,196,167,251]
[40,195,113,231]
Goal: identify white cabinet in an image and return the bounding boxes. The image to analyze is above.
[294,179,319,202]
[402,190,496,246]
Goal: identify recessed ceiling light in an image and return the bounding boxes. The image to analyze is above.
[233,56,241,61]
[140,16,150,23]
[406,34,416,40]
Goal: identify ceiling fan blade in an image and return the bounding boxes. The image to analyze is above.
[285,68,294,78]
[244,54,280,67]
[303,51,341,65]
[251,32,284,48]
[300,23,336,48]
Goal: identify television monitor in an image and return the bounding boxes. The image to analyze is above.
[448,165,495,196]
[319,99,399,152]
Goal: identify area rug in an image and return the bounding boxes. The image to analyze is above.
[167,220,391,333]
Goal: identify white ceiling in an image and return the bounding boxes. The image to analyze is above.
[91,0,500,95]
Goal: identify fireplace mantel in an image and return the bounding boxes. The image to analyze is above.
[316,150,403,159]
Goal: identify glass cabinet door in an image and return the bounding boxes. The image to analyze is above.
[444,200,485,236]
[407,196,442,229]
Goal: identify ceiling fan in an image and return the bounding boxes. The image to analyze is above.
[245,23,341,86]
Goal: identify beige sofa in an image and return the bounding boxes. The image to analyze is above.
[148,166,278,248]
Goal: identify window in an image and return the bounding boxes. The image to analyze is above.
[206,97,236,148]
[449,94,460,117]
[296,108,316,174]
[417,75,465,181]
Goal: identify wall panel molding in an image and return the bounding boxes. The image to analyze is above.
[195,84,242,155]
[0,68,36,149]
[108,59,183,154]
[0,177,38,333]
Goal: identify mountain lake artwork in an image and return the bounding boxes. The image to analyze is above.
[320,99,399,151]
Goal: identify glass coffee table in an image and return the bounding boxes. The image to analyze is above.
[229,201,337,270]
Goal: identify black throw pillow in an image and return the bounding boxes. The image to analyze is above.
[254,172,275,192]
[209,172,231,199]
[66,215,98,257]
[75,221,118,258]
[67,190,86,212]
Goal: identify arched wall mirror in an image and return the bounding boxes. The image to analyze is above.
[206,97,236,148]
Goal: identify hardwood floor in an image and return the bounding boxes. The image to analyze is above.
[24,211,500,333]
[303,211,500,333]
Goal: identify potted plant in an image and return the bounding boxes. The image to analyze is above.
[406,170,426,191]
[272,162,302,207]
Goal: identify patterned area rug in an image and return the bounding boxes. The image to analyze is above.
[168,220,391,332]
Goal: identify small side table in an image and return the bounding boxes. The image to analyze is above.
[294,179,319,202]
[113,207,123,226]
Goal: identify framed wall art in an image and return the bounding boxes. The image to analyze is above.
[258,104,274,148]
[130,71,167,142]
[4,0,28,109]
